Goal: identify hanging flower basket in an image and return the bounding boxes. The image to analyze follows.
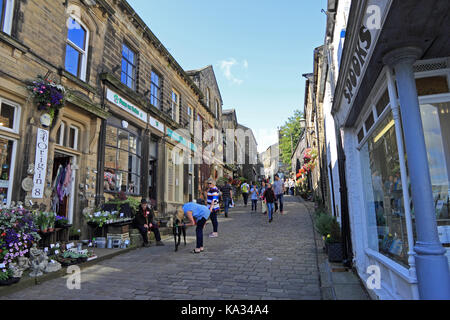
[27,75,66,125]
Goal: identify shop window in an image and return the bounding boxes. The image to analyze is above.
[121,43,136,90]
[0,138,14,206]
[65,16,89,81]
[420,102,450,247]
[360,112,410,267]
[166,147,183,203]
[0,100,18,130]
[104,124,141,195]
[150,71,161,110]
[416,76,449,96]
[0,0,14,35]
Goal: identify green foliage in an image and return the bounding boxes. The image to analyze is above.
[104,197,140,217]
[326,218,342,244]
[0,269,12,281]
[279,110,305,168]
[314,213,334,237]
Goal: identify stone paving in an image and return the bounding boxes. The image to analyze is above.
[1,196,322,300]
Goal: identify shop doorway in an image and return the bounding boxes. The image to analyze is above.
[51,151,76,223]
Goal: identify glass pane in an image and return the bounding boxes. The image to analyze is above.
[104,168,117,192]
[376,89,390,117]
[129,174,140,195]
[104,147,117,169]
[360,112,410,266]
[68,127,77,149]
[420,102,450,232]
[365,113,375,132]
[65,44,80,77]
[115,171,127,193]
[416,76,449,96]
[0,138,13,205]
[122,44,128,60]
[0,102,15,129]
[105,125,117,147]
[117,150,129,172]
[129,153,140,175]
[121,72,127,85]
[117,129,129,151]
[67,18,86,50]
[121,59,127,73]
[129,135,137,155]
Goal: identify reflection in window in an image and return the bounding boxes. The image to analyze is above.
[65,17,88,80]
[420,102,450,249]
[360,112,410,266]
[0,102,15,129]
[121,44,136,90]
[104,124,141,195]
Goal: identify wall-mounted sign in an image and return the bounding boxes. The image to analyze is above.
[167,128,197,152]
[32,128,49,199]
[106,88,147,123]
[149,116,164,133]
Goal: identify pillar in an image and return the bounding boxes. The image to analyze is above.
[384,47,450,300]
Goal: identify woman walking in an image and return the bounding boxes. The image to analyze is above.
[179,202,214,254]
[259,181,267,215]
[262,183,276,223]
[250,182,259,213]
[206,178,220,238]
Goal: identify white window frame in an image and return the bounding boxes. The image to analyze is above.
[1,0,14,35]
[56,121,66,146]
[206,88,210,108]
[0,96,21,134]
[0,135,16,207]
[187,105,194,134]
[68,125,79,150]
[66,15,89,82]
[171,90,179,123]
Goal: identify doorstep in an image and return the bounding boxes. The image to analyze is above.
[0,245,138,298]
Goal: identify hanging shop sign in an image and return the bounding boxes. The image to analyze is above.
[32,128,49,199]
[149,116,164,133]
[166,128,197,152]
[106,88,147,123]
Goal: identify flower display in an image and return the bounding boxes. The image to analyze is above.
[83,211,131,228]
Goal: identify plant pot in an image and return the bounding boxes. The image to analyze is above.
[0,277,21,286]
[48,228,54,232]
[327,242,344,262]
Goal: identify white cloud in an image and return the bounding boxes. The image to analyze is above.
[243,59,249,69]
[254,128,279,153]
[219,58,245,85]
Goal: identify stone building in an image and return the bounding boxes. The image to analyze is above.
[0,0,225,235]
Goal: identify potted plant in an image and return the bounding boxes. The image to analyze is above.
[326,218,344,263]
[69,227,81,241]
[47,212,56,232]
[314,212,333,252]
[55,215,70,228]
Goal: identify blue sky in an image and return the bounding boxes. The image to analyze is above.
[128,0,328,152]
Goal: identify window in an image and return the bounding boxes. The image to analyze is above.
[121,44,136,90]
[171,90,179,122]
[215,100,219,118]
[150,71,161,109]
[360,112,410,267]
[187,105,194,134]
[65,17,89,81]
[206,88,210,108]
[0,137,15,206]
[104,124,141,195]
[416,76,449,96]
[166,146,183,203]
[56,121,65,146]
[0,99,19,131]
[0,0,14,35]
[68,126,79,150]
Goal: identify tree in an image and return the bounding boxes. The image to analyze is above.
[279,110,304,168]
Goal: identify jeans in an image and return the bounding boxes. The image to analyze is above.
[137,224,161,244]
[274,194,284,212]
[251,199,258,211]
[196,218,207,248]
[267,202,274,220]
[224,197,231,217]
[210,209,219,233]
[242,193,249,206]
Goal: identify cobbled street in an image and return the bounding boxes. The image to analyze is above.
[2,197,321,300]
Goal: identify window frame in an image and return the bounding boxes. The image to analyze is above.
[56,121,66,146]
[206,88,210,108]
[0,134,17,207]
[121,43,137,90]
[0,97,21,134]
[65,15,89,81]
[1,0,14,35]
[187,105,194,134]
[150,70,162,110]
[171,89,180,123]
[68,125,79,150]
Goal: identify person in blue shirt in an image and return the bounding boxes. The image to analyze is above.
[179,201,214,254]
[250,182,259,212]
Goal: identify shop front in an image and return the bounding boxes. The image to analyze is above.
[332,0,450,299]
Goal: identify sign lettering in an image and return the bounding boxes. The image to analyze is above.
[32,128,49,199]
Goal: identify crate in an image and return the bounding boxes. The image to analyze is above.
[107,233,130,242]
[107,224,130,234]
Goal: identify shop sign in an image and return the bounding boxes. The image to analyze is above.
[106,88,147,123]
[149,116,164,133]
[32,128,49,199]
[167,128,197,152]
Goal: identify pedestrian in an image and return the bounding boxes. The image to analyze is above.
[262,183,276,223]
[206,178,220,238]
[220,178,233,218]
[284,179,289,195]
[250,182,259,212]
[134,199,164,247]
[179,202,213,254]
[273,174,285,214]
[259,181,267,214]
[241,181,249,206]
[289,178,295,195]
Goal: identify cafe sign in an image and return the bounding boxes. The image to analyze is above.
[32,128,49,199]
[106,88,147,123]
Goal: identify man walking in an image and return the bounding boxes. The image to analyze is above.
[241,181,250,207]
[220,178,233,218]
[273,174,285,214]
[206,178,220,238]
